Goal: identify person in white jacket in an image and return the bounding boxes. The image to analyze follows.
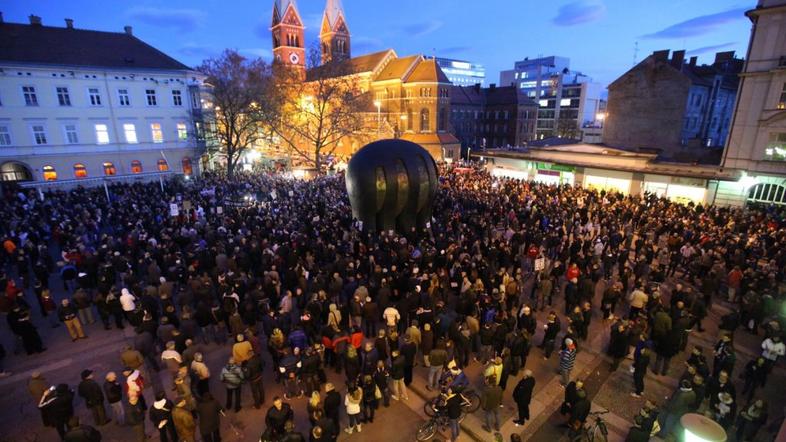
[761,335,785,376]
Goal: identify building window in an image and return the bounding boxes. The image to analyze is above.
[88,88,102,106]
[157,159,169,171]
[103,162,116,176]
[31,125,47,145]
[64,124,79,144]
[407,109,413,131]
[130,160,143,174]
[765,132,786,161]
[779,83,786,109]
[42,165,56,181]
[420,108,430,132]
[73,163,87,178]
[123,123,138,144]
[176,123,188,141]
[151,123,164,143]
[94,124,110,144]
[190,90,200,109]
[438,108,446,131]
[748,183,786,205]
[145,89,157,106]
[0,126,11,146]
[172,90,183,106]
[23,86,38,106]
[118,89,131,106]
[181,157,193,175]
[56,87,71,106]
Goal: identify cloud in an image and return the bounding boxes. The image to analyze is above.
[353,36,385,53]
[641,8,747,39]
[439,46,471,55]
[126,7,206,33]
[400,20,443,38]
[178,44,218,58]
[238,48,272,59]
[552,1,606,26]
[687,42,737,55]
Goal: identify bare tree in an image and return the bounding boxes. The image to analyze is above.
[555,116,581,139]
[198,50,273,178]
[268,47,371,173]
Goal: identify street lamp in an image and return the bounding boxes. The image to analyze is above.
[681,413,726,442]
[374,100,382,136]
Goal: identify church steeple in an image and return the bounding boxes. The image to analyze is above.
[319,0,350,64]
[271,0,305,71]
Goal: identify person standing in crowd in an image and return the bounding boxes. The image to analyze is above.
[344,383,363,434]
[512,369,535,426]
[39,383,75,440]
[631,347,650,398]
[219,357,244,412]
[63,416,101,442]
[265,396,294,440]
[149,391,178,442]
[58,299,86,341]
[559,339,577,386]
[126,395,147,442]
[172,397,196,442]
[197,392,222,442]
[445,387,463,442]
[77,370,109,426]
[481,375,503,433]
[103,372,124,426]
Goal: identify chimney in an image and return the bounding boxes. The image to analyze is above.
[689,56,698,67]
[473,83,481,94]
[670,50,685,69]
[28,14,42,26]
[489,83,496,90]
[0,12,4,23]
[714,51,734,65]
[65,18,73,29]
[652,50,669,62]
[124,25,133,36]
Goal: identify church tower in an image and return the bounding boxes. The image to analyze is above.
[319,0,351,64]
[271,0,305,71]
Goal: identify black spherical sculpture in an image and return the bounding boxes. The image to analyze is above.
[345,139,439,233]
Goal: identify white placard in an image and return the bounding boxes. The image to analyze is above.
[534,257,545,271]
[169,203,179,217]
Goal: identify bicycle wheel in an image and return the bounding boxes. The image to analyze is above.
[464,391,481,412]
[423,400,437,417]
[416,421,437,441]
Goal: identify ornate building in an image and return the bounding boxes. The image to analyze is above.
[271,0,460,161]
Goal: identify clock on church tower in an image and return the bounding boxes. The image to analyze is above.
[270,0,305,70]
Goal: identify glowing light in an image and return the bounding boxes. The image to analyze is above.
[596,112,606,121]
[739,172,758,189]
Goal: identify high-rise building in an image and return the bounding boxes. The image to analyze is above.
[717,0,786,206]
[435,58,485,86]
[0,15,208,183]
[499,56,604,139]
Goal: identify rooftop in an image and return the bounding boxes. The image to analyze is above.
[0,20,192,71]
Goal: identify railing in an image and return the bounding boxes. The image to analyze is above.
[18,170,181,190]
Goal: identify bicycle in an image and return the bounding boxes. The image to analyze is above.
[423,388,480,417]
[571,409,609,442]
[416,408,466,441]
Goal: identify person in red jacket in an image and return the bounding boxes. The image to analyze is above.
[566,263,580,281]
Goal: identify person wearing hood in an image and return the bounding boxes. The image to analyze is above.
[119,288,138,325]
[148,391,178,442]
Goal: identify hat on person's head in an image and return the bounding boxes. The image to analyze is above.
[80,369,93,380]
[565,338,574,346]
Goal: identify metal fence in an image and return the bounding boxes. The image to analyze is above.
[18,171,183,190]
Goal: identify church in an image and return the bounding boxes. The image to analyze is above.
[270,0,461,161]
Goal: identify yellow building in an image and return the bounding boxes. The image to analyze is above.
[271,0,460,161]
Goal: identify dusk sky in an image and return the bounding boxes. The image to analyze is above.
[4,0,756,86]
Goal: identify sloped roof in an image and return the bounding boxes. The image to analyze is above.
[405,58,450,83]
[375,55,420,81]
[0,22,191,71]
[451,85,483,106]
[484,85,519,105]
[306,49,392,81]
[273,0,299,24]
[322,0,347,31]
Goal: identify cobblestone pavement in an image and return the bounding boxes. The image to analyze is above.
[0,273,783,442]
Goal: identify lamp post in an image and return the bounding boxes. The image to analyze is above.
[374,100,382,136]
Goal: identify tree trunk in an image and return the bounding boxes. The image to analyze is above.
[226,151,235,178]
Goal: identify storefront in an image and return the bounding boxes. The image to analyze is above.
[583,168,632,194]
[642,174,707,205]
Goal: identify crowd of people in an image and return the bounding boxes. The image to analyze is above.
[1,164,785,442]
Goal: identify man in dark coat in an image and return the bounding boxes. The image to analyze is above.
[196,392,222,442]
[77,370,109,426]
[512,369,535,426]
[149,391,178,442]
[631,348,650,397]
[570,389,591,435]
[40,383,75,440]
[323,383,342,432]
[624,415,650,442]
[265,396,294,439]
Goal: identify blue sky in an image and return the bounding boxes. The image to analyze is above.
[4,0,756,86]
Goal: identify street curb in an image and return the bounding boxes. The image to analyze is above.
[408,381,487,442]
